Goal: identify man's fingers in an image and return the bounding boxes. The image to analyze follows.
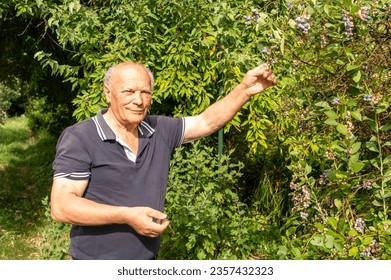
[146,218,170,238]
[256,64,277,82]
[266,74,278,85]
[151,217,168,224]
[148,208,167,220]
[259,64,278,84]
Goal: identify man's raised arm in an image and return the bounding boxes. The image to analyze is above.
[183,64,277,143]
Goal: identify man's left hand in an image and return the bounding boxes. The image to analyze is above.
[240,64,278,97]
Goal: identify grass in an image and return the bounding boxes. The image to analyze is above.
[0,116,61,259]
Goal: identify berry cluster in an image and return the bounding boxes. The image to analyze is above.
[325,151,335,160]
[355,181,373,190]
[243,9,259,25]
[360,239,379,259]
[262,46,271,56]
[243,15,252,25]
[320,34,328,48]
[363,94,373,102]
[361,182,373,190]
[290,180,311,211]
[354,217,365,233]
[332,97,340,106]
[300,211,309,220]
[341,11,354,38]
[295,16,310,34]
[372,94,382,104]
[252,9,259,21]
[346,115,354,132]
[357,5,371,21]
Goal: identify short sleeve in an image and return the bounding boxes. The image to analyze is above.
[156,116,185,150]
[52,126,92,180]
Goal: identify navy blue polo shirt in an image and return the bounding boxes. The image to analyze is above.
[53,109,185,259]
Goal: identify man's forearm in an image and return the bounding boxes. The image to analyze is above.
[50,179,169,237]
[182,83,253,143]
[51,192,128,226]
[200,83,251,133]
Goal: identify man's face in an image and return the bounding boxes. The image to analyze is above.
[105,64,152,127]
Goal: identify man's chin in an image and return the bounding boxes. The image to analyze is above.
[127,114,147,124]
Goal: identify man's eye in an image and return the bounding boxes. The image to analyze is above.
[122,90,151,97]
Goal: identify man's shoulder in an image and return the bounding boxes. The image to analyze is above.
[143,115,183,127]
[143,115,185,148]
[61,117,95,137]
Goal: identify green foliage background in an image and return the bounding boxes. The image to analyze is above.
[1,0,390,259]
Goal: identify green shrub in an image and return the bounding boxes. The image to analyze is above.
[160,142,278,259]
[39,196,71,260]
[0,81,21,124]
[4,0,391,260]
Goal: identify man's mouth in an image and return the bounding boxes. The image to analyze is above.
[127,109,145,114]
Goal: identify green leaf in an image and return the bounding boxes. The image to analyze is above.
[351,110,362,121]
[334,199,342,209]
[325,110,338,119]
[305,164,312,175]
[288,19,296,29]
[327,217,338,229]
[327,170,348,180]
[325,118,339,126]
[349,153,359,164]
[366,142,379,152]
[368,120,378,132]
[197,249,207,260]
[331,143,345,152]
[346,65,358,71]
[310,235,323,247]
[352,70,362,83]
[376,103,388,114]
[351,142,361,154]
[314,101,330,108]
[362,237,374,246]
[350,162,365,173]
[380,123,391,131]
[323,4,330,16]
[347,99,357,106]
[336,124,348,135]
[325,235,334,249]
[315,222,324,232]
[348,246,359,257]
[291,247,301,258]
[277,246,287,255]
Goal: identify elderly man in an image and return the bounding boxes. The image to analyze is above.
[50,62,277,260]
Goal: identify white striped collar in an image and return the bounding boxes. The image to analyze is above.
[92,109,155,141]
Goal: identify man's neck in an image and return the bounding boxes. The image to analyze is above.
[103,110,139,154]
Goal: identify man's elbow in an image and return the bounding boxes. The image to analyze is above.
[50,207,62,222]
[50,203,69,223]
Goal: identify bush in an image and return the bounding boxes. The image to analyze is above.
[160,142,278,259]
[5,0,391,259]
[40,197,71,260]
[0,81,21,124]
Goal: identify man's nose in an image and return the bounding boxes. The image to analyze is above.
[132,91,143,105]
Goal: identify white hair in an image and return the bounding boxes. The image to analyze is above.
[104,62,154,91]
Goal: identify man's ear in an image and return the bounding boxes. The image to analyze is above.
[104,85,111,103]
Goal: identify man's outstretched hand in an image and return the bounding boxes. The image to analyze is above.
[240,64,278,97]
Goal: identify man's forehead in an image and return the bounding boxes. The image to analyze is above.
[114,65,150,83]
